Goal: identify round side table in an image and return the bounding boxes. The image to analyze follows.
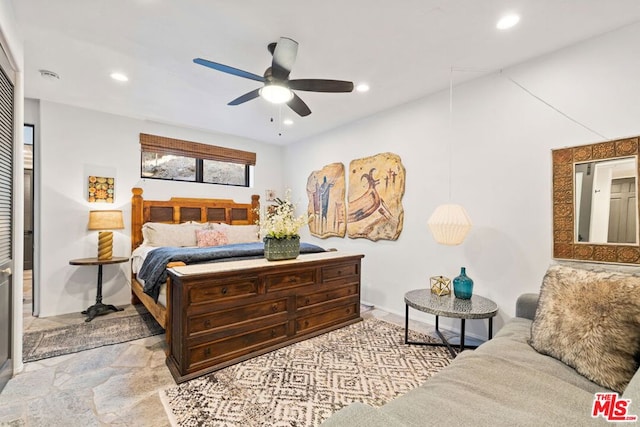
[69,256,129,322]
[404,289,498,358]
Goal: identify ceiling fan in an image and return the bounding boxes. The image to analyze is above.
[193,37,354,117]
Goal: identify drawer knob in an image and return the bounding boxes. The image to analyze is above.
[305,297,310,305]
[204,320,211,328]
[271,304,278,312]
[304,320,309,327]
[337,270,342,275]
[288,277,297,283]
[221,287,228,295]
[271,329,276,337]
[204,348,211,357]
[346,308,351,314]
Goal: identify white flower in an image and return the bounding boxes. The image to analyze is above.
[259,190,310,239]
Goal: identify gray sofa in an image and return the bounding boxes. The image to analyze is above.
[322,293,640,427]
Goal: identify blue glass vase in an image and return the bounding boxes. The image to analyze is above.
[453,267,473,299]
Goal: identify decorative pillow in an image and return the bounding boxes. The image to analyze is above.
[209,223,260,244]
[141,222,206,247]
[196,229,229,247]
[529,264,640,392]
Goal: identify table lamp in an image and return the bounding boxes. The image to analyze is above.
[88,210,124,260]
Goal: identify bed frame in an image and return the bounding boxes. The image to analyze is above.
[130,188,260,333]
[130,187,363,382]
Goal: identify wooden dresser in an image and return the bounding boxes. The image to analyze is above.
[166,251,364,383]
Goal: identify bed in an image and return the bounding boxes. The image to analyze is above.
[130,187,364,382]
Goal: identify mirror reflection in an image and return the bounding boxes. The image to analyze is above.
[575,156,638,244]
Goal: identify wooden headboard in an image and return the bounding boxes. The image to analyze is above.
[131,187,260,251]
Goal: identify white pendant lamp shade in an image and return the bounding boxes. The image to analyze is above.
[427,204,472,245]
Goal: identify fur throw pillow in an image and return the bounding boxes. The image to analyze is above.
[529,265,640,392]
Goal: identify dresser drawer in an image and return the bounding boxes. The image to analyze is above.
[297,283,358,309]
[264,269,315,292]
[321,262,359,283]
[188,298,288,337]
[296,303,359,333]
[188,277,259,304]
[187,323,288,370]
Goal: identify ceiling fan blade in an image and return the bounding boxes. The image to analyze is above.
[288,79,354,93]
[287,93,311,117]
[271,37,298,80]
[228,88,261,106]
[193,58,265,82]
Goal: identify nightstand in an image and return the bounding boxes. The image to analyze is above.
[69,257,129,322]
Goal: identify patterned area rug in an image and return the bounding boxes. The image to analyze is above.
[161,318,451,426]
[23,311,164,362]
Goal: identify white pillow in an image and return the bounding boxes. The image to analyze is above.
[141,222,207,247]
[210,223,260,244]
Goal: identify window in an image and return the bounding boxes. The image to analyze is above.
[140,133,255,187]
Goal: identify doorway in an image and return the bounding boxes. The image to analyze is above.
[23,125,34,317]
[608,177,637,243]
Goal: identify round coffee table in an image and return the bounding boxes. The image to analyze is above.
[404,289,498,358]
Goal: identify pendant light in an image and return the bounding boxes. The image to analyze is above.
[427,68,472,245]
[428,204,472,245]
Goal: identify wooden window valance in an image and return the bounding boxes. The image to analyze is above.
[140,133,256,166]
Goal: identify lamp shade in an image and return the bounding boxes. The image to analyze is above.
[88,210,124,230]
[427,204,472,245]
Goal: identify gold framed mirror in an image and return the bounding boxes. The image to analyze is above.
[552,137,640,264]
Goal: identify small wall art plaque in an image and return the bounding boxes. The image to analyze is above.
[88,176,114,203]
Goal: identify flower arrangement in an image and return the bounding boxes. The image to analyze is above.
[259,191,310,240]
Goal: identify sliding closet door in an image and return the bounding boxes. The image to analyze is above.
[0,44,15,393]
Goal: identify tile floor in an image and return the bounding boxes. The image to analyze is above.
[1,277,442,426]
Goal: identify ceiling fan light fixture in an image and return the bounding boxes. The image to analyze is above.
[260,84,293,104]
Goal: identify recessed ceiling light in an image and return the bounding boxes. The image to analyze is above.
[110,72,129,82]
[355,83,370,93]
[283,118,294,126]
[496,14,520,30]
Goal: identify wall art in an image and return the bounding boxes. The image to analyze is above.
[347,152,405,241]
[88,176,115,203]
[306,162,346,238]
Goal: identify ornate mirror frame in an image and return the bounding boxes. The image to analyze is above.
[552,136,640,264]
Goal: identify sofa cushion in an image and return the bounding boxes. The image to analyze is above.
[320,402,403,427]
[529,265,640,393]
[374,317,610,427]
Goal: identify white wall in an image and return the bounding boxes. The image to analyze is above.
[36,101,285,317]
[284,22,640,337]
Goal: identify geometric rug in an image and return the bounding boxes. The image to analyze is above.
[161,318,452,426]
[22,311,164,362]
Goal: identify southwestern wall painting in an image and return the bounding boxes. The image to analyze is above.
[306,163,347,238]
[347,152,405,241]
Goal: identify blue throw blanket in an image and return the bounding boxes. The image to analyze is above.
[137,242,326,302]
